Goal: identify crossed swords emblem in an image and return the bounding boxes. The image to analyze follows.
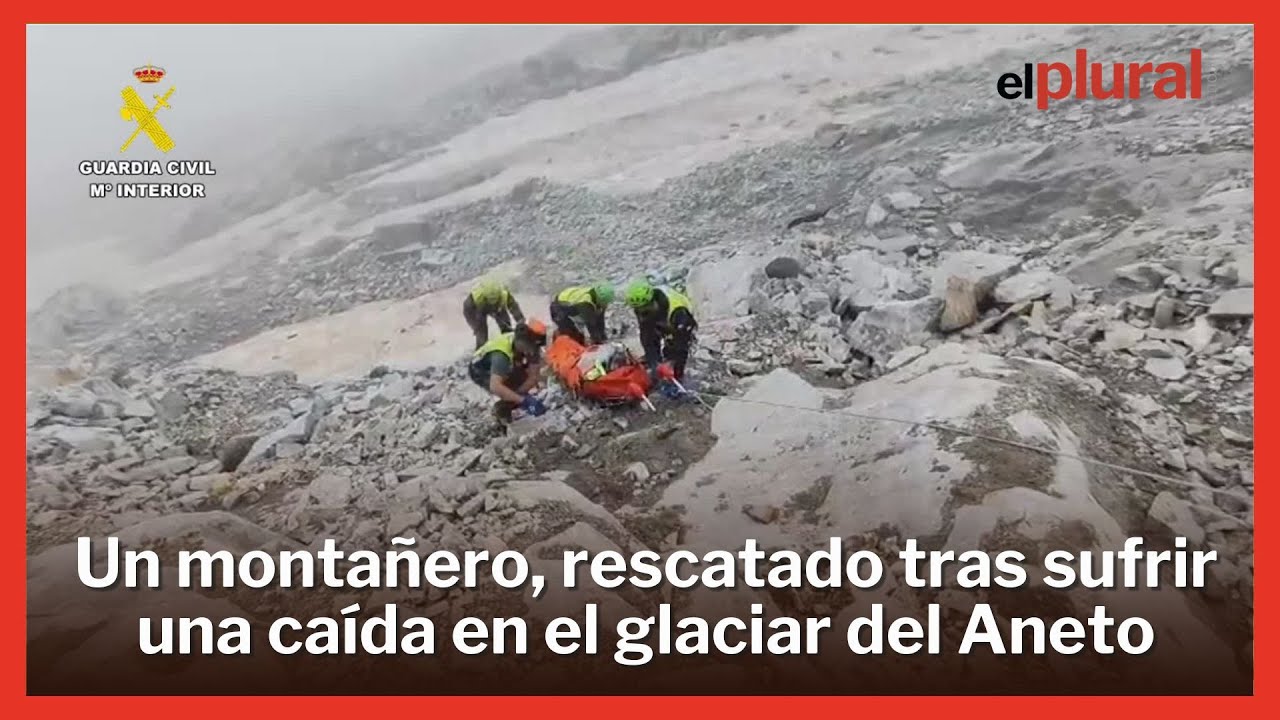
[119,85,176,153]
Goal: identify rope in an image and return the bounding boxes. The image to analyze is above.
[682,387,1253,525]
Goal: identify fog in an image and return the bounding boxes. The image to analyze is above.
[26,24,586,308]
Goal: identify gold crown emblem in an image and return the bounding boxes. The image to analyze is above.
[133,64,165,83]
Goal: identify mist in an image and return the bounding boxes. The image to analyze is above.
[26,24,585,308]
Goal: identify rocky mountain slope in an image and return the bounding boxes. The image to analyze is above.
[26,24,1253,693]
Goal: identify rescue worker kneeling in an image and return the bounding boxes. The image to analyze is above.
[463,280,526,349]
[549,282,615,346]
[623,279,698,399]
[468,319,548,424]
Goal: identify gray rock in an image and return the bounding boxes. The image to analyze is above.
[1101,322,1146,351]
[835,251,920,309]
[930,251,1021,297]
[992,270,1073,305]
[1184,447,1227,487]
[1123,291,1163,312]
[308,473,352,508]
[727,359,763,376]
[747,288,772,315]
[1152,296,1178,329]
[241,400,326,467]
[686,253,764,321]
[36,424,124,454]
[1231,251,1254,286]
[127,455,198,483]
[884,190,923,211]
[1144,357,1189,381]
[187,473,230,493]
[764,257,804,280]
[153,389,188,421]
[1219,426,1253,448]
[1215,487,1252,515]
[387,511,425,537]
[372,376,415,406]
[885,345,928,370]
[1124,394,1162,418]
[1115,262,1171,291]
[799,290,831,318]
[1146,491,1205,545]
[1132,340,1176,358]
[1181,316,1219,354]
[844,297,944,366]
[1208,288,1253,319]
[860,233,922,255]
[117,396,156,419]
[48,387,98,419]
[865,201,887,228]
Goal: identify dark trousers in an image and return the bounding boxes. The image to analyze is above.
[640,309,697,380]
[549,300,586,345]
[468,363,528,423]
[463,296,513,349]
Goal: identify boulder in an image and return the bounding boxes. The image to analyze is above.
[686,253,764,321]
[764,257,805,280]
[884,190,924,211]
[835,251,921,309]
[1208,288,1253,319]
[240,397,328,467]
[843,297,943,366]
[662,345,1240,690]
[938,276,981,332]
[33,424,124,455]
[992,270,1074,305]
[47,387,98,419]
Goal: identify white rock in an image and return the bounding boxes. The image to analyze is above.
[992,270,1074,305]
[844,297,944,366]
[930,251,1021,297]
[865,201,888,228]
[48,387,98,419]
[885,345,928,371]
[1101,322,1146,351]
[1144,357,1188,381]
[884,190,923,211]
[623,462,651,483]
[35,424,124,454]
[1208,288,1253,318]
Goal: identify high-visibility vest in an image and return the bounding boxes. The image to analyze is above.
[660,287,692,321]
[557,286,595,306]
[474,333,515,362]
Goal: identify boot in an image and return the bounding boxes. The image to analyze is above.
[492,400,516,425]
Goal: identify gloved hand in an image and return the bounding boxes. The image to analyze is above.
[656,362,676,381]
[659,380,685,400]
[519,395,547,417]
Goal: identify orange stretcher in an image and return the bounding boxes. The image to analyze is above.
[544,333,654,408]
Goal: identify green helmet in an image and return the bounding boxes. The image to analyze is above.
[472,280,504,305]
[624,279,655,308]
[593,283,616,306]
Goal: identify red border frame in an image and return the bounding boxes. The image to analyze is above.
[9,8,1270,715]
